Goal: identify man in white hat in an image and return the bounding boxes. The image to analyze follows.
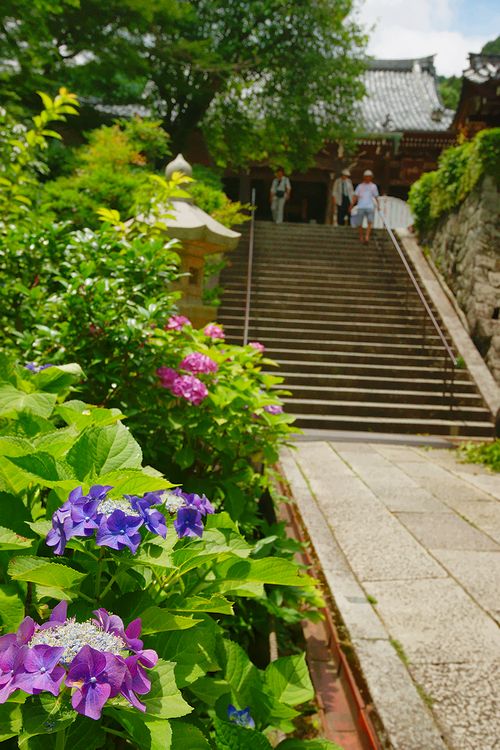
[350,170,379,243]
[332,168,354,226]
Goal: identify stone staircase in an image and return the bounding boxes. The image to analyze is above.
[217,222,495,438]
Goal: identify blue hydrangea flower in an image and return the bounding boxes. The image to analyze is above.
[228,704,255,728]
[24,362,53,373]
[169,488,215,539]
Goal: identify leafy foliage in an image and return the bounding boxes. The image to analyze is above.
[0,0,366,170]
[481,36,500,54]
[460,440,500,472]
[437,75,461,110]
[408,128,500,235]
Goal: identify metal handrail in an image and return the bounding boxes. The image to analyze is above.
[377,209,458,367]
[243,188,256,346]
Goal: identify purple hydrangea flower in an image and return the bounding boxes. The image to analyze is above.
[228,704,255,729]
[171,488,215,516]
[179,352,218,375]
[14,645,65,696]
[24,363,53,373]
[174,507,205,538]
[0,604,158,720]
[171,374,208,405]
[203,323,225,340]
[249,341,265,353]
[264,404,283,415]
[46,486,168,556]
[165,315,191,331]
[169,488,215,539]
[95,510,143,554]
[65,645,126,720]
[156,366,178,389]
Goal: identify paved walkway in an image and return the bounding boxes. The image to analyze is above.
[281,441,500,750]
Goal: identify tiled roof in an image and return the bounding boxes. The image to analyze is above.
[360,56,454,133]
[463,53,500,84]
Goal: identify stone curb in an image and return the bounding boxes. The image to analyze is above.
[397,230,500,421]
[280,447,449,750]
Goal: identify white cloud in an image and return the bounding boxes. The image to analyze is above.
[356,0,490,76]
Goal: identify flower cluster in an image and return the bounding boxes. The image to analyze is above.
[263,404,283,415]
[248,341,265,353]
[228,704,255,729]
[46,485,167,556]
[165,315,191,331]
[0,603,158,720]
[167,488,215,538]
[157,352,218,405]
[25,362,53,373]
[204,323,225,340]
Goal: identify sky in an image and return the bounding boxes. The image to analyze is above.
[357,0,500,76]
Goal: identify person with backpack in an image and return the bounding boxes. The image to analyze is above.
[270,167,291,223]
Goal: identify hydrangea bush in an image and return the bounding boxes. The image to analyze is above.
[0,359,338,749]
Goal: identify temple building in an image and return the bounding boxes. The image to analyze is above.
[223,56,457,223]
[452,53,500,137]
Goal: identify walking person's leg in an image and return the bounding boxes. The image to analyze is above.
[271,197,278,223]
[276,197,285,223]
[365,209,374,243]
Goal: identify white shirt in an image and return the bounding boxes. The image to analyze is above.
[354,182,379,209]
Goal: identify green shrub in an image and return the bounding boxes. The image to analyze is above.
[460,440,500,472]
[409,127,500,235]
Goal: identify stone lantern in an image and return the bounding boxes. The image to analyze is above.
[154,154,241,327]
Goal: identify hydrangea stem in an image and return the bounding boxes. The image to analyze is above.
[55,728,66,750]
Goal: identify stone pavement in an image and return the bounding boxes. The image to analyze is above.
[280,441,500,750]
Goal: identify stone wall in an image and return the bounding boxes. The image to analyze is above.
[427,176,500,384]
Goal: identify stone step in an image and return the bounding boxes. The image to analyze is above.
[222,324,446,346]
[221,290,425,308]
[264,359,469,380]
[219,308,432,327]
[283,384,484,407]
[289,413,494,438]
[283,397,490,423]
[266,348,454,368]
[227,334,449,357]
[272,372,476,392]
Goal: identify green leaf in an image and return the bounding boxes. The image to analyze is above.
[140,608,202,634]
[167,594,234,616]
[32,363,84,393]
[154,619,220,687]
[0,526,34,550]
[0,583,26,633]
[65,717,106,750]
[141,660,192,718]
[8,556,86,590]
[6,452,73,485]
[98,468,172,496]
[66,423,142,479]
[107,710,172,750]
[214,718,272,750]
[19,693,76,745]
[0,702,22,741]
[170,720,211,749]
[276,740,344,750]
[56,400,124,429]
[264,654,314,707]
[0,385,56,419]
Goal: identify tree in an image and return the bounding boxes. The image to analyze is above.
[0,0,366,170]
[481,36,500,55]
[437,75,461,110]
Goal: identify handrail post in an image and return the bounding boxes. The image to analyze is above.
[243,188,256,346]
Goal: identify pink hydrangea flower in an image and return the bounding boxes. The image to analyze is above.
[180,352,218,375]
[249,341,265,353]
[204,323,225,340]
[156,367,178,389]
[165,315,191,331]
[171,375,208,405]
